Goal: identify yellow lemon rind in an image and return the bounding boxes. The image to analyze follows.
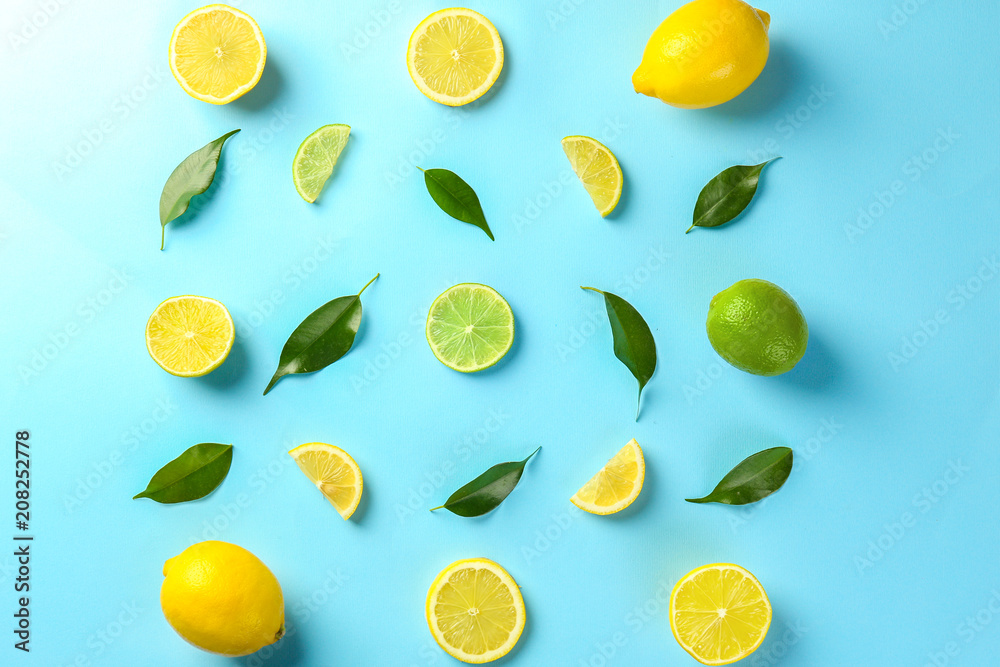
[160,541,285,657]
[631,0,770,109]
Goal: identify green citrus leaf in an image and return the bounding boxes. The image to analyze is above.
[686,446,793,505]
[431,447,540,517]
[264,274,379,395]
[158,129,240,250]
[687,158,779,233]
[421,168,494,240]
[582,287,657,420]
[133,443,233,504]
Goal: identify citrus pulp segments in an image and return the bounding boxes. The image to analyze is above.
[561,136,623,216]
[145,295,234,377]
[293,124,351,203]
[426,284,514,373]
[571,439,645,514]
[169,4,266,104]
[288,443,363,520]
[670,563,772,665]
[407,8,504,106]
[426,558,525,663]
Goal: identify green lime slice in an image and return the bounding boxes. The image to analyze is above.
[426,283,515,373]
[293,124,350,203]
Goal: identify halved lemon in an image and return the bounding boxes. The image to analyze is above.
[561,136,623,217]
[670,563,772,665]
[426,558,525,663]
[288,443,363,520]
[407,8,504,106]
[169,4,266,105]
[571,438,644,515]
[145,296,234,377]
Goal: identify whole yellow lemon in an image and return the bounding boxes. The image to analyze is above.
[633,0,770,108]
[160,541,285,657]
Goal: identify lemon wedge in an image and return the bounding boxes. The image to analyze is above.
[145,295,234,377]
[571,438,644,514]
[426,558,525,663]
[670,563,772,665]
[288,443,363,520]
[561,136,623,217]
[169,4,266,105]
[407,8,504,106]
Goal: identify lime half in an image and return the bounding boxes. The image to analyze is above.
[561,135,623,217]
[426,283,514,372]
[293,124,350,203]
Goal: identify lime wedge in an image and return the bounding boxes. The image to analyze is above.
[426,283,514,372]
[561,135,623,217]
[293,124,350,203]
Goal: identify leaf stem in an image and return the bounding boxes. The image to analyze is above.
[358,273,380,295]
[684,224,695,234]
[429,505,444,512]
[160,226,165,250]
[580,286,601,294]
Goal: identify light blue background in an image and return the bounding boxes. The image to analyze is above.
[2,0,999,665]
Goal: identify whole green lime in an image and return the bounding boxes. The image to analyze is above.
[706,279,808,376]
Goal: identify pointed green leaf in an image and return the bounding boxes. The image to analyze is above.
[264,274,379,395]
[159,129,240,249]
[133,443,233,504]
[686,446,793,505]
[421,168,494,240]
[582,287,657,420]
[687,158,779,233]
[431,447,540,517]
